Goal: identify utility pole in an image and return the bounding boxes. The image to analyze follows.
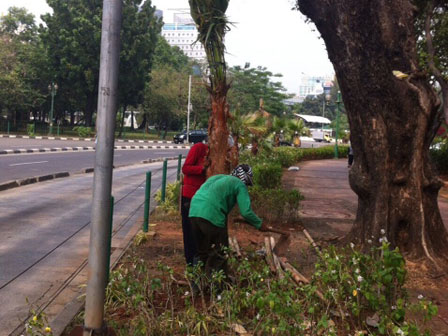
[83,0,122,335]
[48,82,58,135]
[187,75,192,144]
[334,91,341,159]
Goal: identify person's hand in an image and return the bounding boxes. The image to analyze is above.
[203,157,211,168]
[259,223,269,232]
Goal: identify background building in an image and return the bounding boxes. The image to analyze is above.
[298,74,334,101]
[160,9,206,61]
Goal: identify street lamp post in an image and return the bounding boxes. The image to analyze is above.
[187,75,192,144]
[48,82,58,135]
[334,91,341,159]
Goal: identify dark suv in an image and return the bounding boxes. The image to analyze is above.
[173,129,208,144]
[173,131,187,144]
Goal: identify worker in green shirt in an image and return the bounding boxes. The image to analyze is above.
[189,164,265,277]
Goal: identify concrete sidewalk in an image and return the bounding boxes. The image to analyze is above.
[285,159,448,238]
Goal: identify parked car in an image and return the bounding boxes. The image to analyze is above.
[189,129,208,143]
[173,129,208,144]
[173,131,187,144]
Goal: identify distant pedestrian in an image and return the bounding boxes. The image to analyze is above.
[181,142,208,266]
[293,131,301,147]
[348,145,354,168]
[279,130,285,143]
[274,132,280,147]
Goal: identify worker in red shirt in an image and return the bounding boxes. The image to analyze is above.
[181,142,208,265]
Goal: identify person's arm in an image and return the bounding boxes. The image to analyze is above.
[182,146,205,175]
[235,183,262,229]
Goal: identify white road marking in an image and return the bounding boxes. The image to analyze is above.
[9,145,43,148]
[9,160,49,167]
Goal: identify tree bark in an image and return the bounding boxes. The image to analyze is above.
[85,94,96,127]
[131,110,134,130]
[296,0,448,262]
[207,83,231,177]
[118,105,126,138]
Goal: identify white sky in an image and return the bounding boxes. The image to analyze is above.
[0,0,334,94]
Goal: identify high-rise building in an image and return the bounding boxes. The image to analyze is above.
[160,9,206,61]
[298,74,334,101]
[155,9,163,20]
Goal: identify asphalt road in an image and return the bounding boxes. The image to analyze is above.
[1,148,189,183]
[0,137,174,150]
[0,137,330,151]
[0,161,180,335]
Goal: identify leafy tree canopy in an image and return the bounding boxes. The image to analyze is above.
[0,6,37,42]
[41,0,161,125]
[227,65,288,117]
[0,7,49,120]
[152,38,190,71]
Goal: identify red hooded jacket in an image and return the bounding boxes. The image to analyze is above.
[182,143,208,198]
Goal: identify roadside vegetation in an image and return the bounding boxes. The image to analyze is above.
[94,241,436,335]
[55,146,438,336]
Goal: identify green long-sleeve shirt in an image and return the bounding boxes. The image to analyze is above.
[189,175,262,229]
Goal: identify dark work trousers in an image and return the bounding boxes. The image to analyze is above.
[181,196,197,265]
[190,217,229,277]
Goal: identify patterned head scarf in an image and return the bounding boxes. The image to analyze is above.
[231,164,254,186]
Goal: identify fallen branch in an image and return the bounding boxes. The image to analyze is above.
[170,274,189,286]
[279,258,326,305]
[279,258,309,284]
[303,229,321,255]
[264,237,276,273]
[270,236,284,279]
[232,236,242,257]
[229,237,237,255]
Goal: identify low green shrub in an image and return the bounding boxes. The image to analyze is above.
[271,147,297,167]
[72,126,92,138]
[252,163,283,189]
[240,145,349,168]
[300,145,349,161]
[27,124,35,136]
[24,300,53,335]
[155,181,180,215]
[249,185,303,224]
[312,241,437,335]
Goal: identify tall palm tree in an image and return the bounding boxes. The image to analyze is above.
[189,0,231,176]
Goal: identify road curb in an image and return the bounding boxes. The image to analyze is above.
[1,156,185,192]
[0,133,174,144]
[0,180,19,191]
[0,144,190,155]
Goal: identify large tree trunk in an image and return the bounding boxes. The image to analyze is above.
[118,106,126,138]
[207,83,230,177]
[296,0,448,262]
[85,94,96,127]
[130,110,135,130]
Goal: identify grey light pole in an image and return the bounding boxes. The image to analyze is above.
[334,91,342,159]
[48,82,58,135]
[187,74,192,143]
[83,0,122,334]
